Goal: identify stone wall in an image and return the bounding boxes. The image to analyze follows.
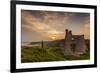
[63,29,87,56]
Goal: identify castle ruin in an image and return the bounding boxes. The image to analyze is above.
[63,29,87,56]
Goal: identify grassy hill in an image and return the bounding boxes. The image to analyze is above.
[21,46,90,63]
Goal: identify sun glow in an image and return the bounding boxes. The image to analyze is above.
[47,31,64,40]
[51,36,56,40]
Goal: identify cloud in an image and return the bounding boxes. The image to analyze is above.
[83,16,90,39]
[21,10,90,41]
[42,11,72,31]
[21,10,71,40]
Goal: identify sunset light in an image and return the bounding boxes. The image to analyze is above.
[21,10,90,42]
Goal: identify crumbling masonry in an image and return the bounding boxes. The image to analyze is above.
[63,29,87,56]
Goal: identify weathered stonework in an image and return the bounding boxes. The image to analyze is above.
[63,29,87,56]
[63,29,73,55]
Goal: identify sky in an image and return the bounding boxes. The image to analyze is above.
[21,10,90,42]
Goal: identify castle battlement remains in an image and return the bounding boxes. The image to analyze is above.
[63,29,87,56]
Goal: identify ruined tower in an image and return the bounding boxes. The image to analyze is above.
[63,29,73,55]
[63,29,87,56]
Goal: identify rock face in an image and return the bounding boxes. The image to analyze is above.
[63,29,87,56]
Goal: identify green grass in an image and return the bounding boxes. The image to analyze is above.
[21,47,90,63]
